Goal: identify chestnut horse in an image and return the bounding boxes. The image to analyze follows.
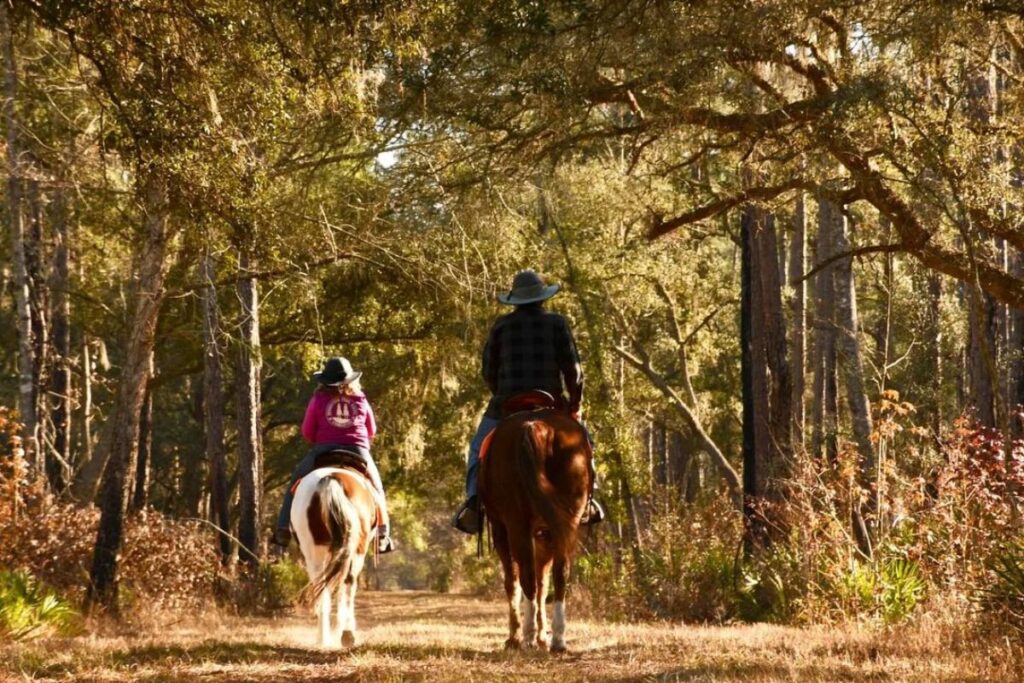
[291,464,379,648]
[479,407,592,652]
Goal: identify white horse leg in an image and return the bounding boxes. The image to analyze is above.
[318,580,333,647]
[536,570,550,648]
[339,581,352,651]
[521,597,537,646]
[341,577,357,647]
[551,601,567,652]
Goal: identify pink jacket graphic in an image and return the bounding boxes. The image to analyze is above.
[301,388,376,449]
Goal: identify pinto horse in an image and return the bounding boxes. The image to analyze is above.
[291,455,379,648]
[479,400,592,652]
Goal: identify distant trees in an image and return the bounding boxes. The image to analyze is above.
[6,0,1024,609]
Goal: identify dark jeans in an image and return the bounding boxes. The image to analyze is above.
[277,443,387,531]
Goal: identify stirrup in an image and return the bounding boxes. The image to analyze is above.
[580,499,605,526]
[452,497,482,535]
[378,534,397,554]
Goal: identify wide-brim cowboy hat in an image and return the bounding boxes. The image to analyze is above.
[313,356,362,386]
[497,269,560,305]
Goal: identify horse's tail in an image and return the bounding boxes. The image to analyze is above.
[518,420,573,556]
[308,475,359,602]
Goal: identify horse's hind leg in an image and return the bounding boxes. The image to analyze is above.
[494,523,521,649]
[534,551,553,649]
[339,574,357,647]
[513,533,539,648]
[550,556,569,653]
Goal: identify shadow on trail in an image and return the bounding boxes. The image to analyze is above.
[113,640,344,667]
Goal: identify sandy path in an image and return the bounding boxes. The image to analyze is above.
[0,591,1013,682]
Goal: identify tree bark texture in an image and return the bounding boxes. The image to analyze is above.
[829,200,876,557]
[812,194,840,461]
[130,358,154,513]
[202,250,232,562]
[49,186,72,490]
[2,2,39,468]
[789,192,807,448]
[86,173,171,611]
[235,244,264,569]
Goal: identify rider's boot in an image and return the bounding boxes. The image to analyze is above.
[580,498,605,526]
[378,523,397,554]
[272,526,292,547]
[452,495,482,535]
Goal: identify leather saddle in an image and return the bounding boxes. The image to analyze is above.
[313,448,375,484]
[500,390,564,418]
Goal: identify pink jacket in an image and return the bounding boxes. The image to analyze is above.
[301,388,376,449]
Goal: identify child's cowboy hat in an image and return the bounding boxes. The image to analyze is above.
[313,357,362,386]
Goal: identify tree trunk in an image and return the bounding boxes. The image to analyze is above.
[81,336,94,467]
[789,192,807,448]
[26,180,50,461]
[831,204,876,558]
[742,197,793,551]
[2,3,38,469]
[968,283,999,427]
[86,173,172,611]
[812,193,840,461]
[741,202,762,550]
[966,44,1000,429]
[202,249,232,562]
[130,355,154,513]
[48,186,72,490]
[928,274,945,436]
[235,243,264,570]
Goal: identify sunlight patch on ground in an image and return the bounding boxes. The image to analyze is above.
[0,590,1017,682]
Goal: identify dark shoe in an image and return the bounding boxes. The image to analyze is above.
[272,527,292,547]
[452,495,482,535]
[580,499,605,526]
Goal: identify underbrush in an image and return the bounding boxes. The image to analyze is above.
[577,407,1024,642]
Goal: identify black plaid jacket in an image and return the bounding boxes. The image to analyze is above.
[482,304,584,419]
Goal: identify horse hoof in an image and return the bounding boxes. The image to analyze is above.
[550,640,567,654]
[504,637,522,650]
[341,631,356,648]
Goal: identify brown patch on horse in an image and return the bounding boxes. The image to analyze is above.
[328,471,376,555]
[307,492,332,546]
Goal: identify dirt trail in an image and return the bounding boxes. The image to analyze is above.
[0,591,1012,682]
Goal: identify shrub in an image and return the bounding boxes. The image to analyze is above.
[0,570,78,640]
[979,540,1024,631]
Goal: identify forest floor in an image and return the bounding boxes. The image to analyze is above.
[1,590,1019,682]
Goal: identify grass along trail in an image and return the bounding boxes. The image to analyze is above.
[1,591,1017,682]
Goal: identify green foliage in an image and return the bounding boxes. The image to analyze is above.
[737,549,801,624]
[0,570,78,641]
[880,558,925,624]
[980,540,1024,629]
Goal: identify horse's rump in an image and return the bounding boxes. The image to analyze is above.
[481,410,591,554]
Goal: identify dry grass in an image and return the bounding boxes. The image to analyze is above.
[1,591,1020,682]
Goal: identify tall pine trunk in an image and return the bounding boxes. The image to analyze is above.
[49,186,72,490]
[812,193,840,461]
[130,354,154,513]
[830,206,876,557]
[235,241,264,570]
[741,198,791,550]
[202,250,232,563]
[789,192,807,448]
[2,3,38,469]
[26,180,49,462]
[86,173,171,611]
